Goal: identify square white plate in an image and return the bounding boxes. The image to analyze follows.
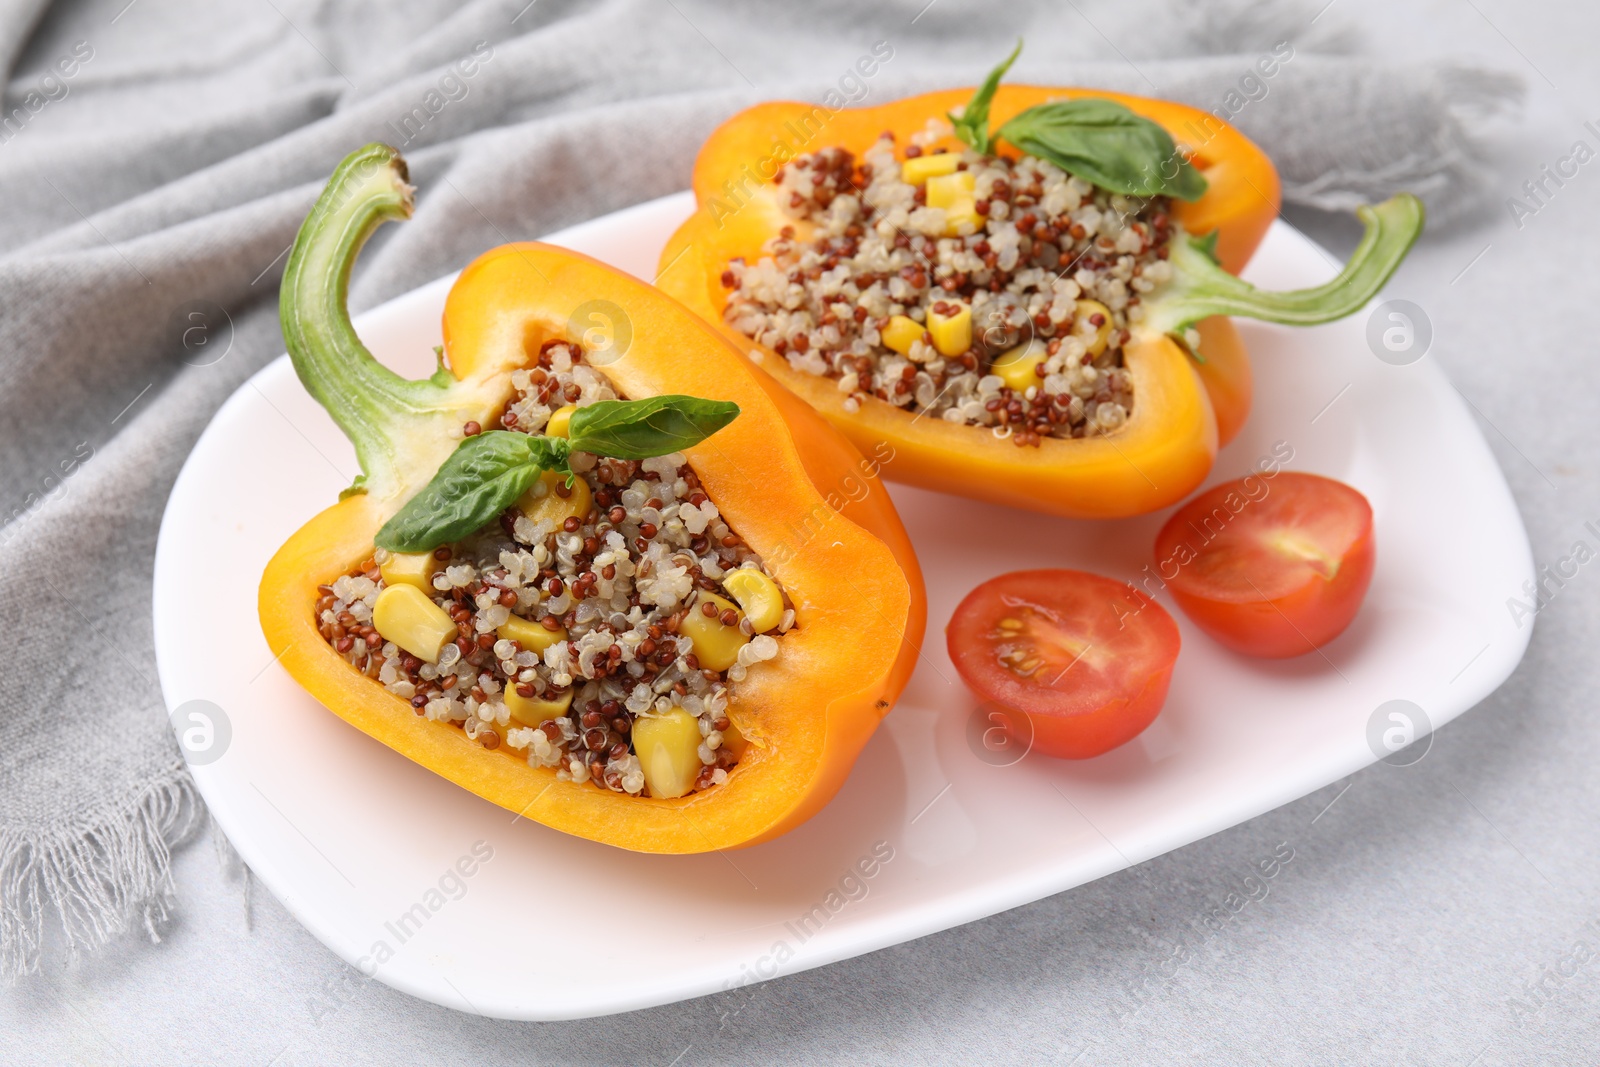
[153,191,1533,1021]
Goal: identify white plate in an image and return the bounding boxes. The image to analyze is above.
[154,191,1534,1021]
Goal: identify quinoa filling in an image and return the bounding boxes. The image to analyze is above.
[317,338,791,797]
[721,126,1179,447]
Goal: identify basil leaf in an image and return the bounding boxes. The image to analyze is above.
[996,98,1208,202]
[372,395,737,554]
[375,431,566,552]
[949,40,1022,156]
[566,395,740,460]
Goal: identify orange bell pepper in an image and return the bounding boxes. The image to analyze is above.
[259,144,925,853]
[658,54,1421,519]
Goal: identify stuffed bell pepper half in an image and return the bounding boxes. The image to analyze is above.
[658,44,1423,518]
[259,144,925,854]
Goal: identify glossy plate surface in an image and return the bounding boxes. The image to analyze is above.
[153,191,1533,1020]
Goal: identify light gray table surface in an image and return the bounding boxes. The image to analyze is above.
[6,0,1600,1063]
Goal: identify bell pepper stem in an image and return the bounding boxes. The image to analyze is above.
[1145,193,1425,338]
[949,40,1021,156]
[280,142,475,498]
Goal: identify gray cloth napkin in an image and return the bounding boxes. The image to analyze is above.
[0,0,1519,978]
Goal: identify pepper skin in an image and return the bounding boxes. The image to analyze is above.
[657,86,1279,519]
[259,145,925,853]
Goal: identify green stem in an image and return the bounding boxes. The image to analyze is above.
[1144,193,1425,338]
[949,40,1021,156]
[279,143,472,498]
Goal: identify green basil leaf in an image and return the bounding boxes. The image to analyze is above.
[566,395,740,460]
[375,431,566,552]
[995,98,1208,201]
[949,40,1022,156]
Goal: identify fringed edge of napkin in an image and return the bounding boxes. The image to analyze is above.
[0,766,203,981]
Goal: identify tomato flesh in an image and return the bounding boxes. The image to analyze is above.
[1154,472,1375,658]
[946,569,1181,759]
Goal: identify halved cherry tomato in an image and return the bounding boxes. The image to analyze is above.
[946,569,1181,760]
[1154,472,1375,658]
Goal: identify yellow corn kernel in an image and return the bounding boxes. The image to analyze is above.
[925,170,975,209]
[505,685,573,728]
[881,314,925,356]
[991,340,1048,393]
[633,708,704,799]
[720,717,749,760]
[517,469,592,530]
[723,569,784,633]
[371,585,456,662]
[545,404,577,438]
[943,202,982,236]
[681,592,750,672]
[496,614,566,656]
[901,152,961,186]
[927,171,981,236]
[927,302,972,357]
[1075,299,1115,356]
[378,551,439,594]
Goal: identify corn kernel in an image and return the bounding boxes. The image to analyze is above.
[945,203,982,236]
[925,171,975,210]
[927,302,972,357]
[505,685,573,728]
[927,171,981,236]
[378,551,439,594]
[633,708,703,799]
[681,592,750,672]
[901,152,961,186]
[517,469,592,530]
[723,569,784,633]
[497,614,566,655]
[882,315,925,356]
[1075,299,1115,356]
[372,585,456,662]
[990,340,1048,393]
[545,404,577,438]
